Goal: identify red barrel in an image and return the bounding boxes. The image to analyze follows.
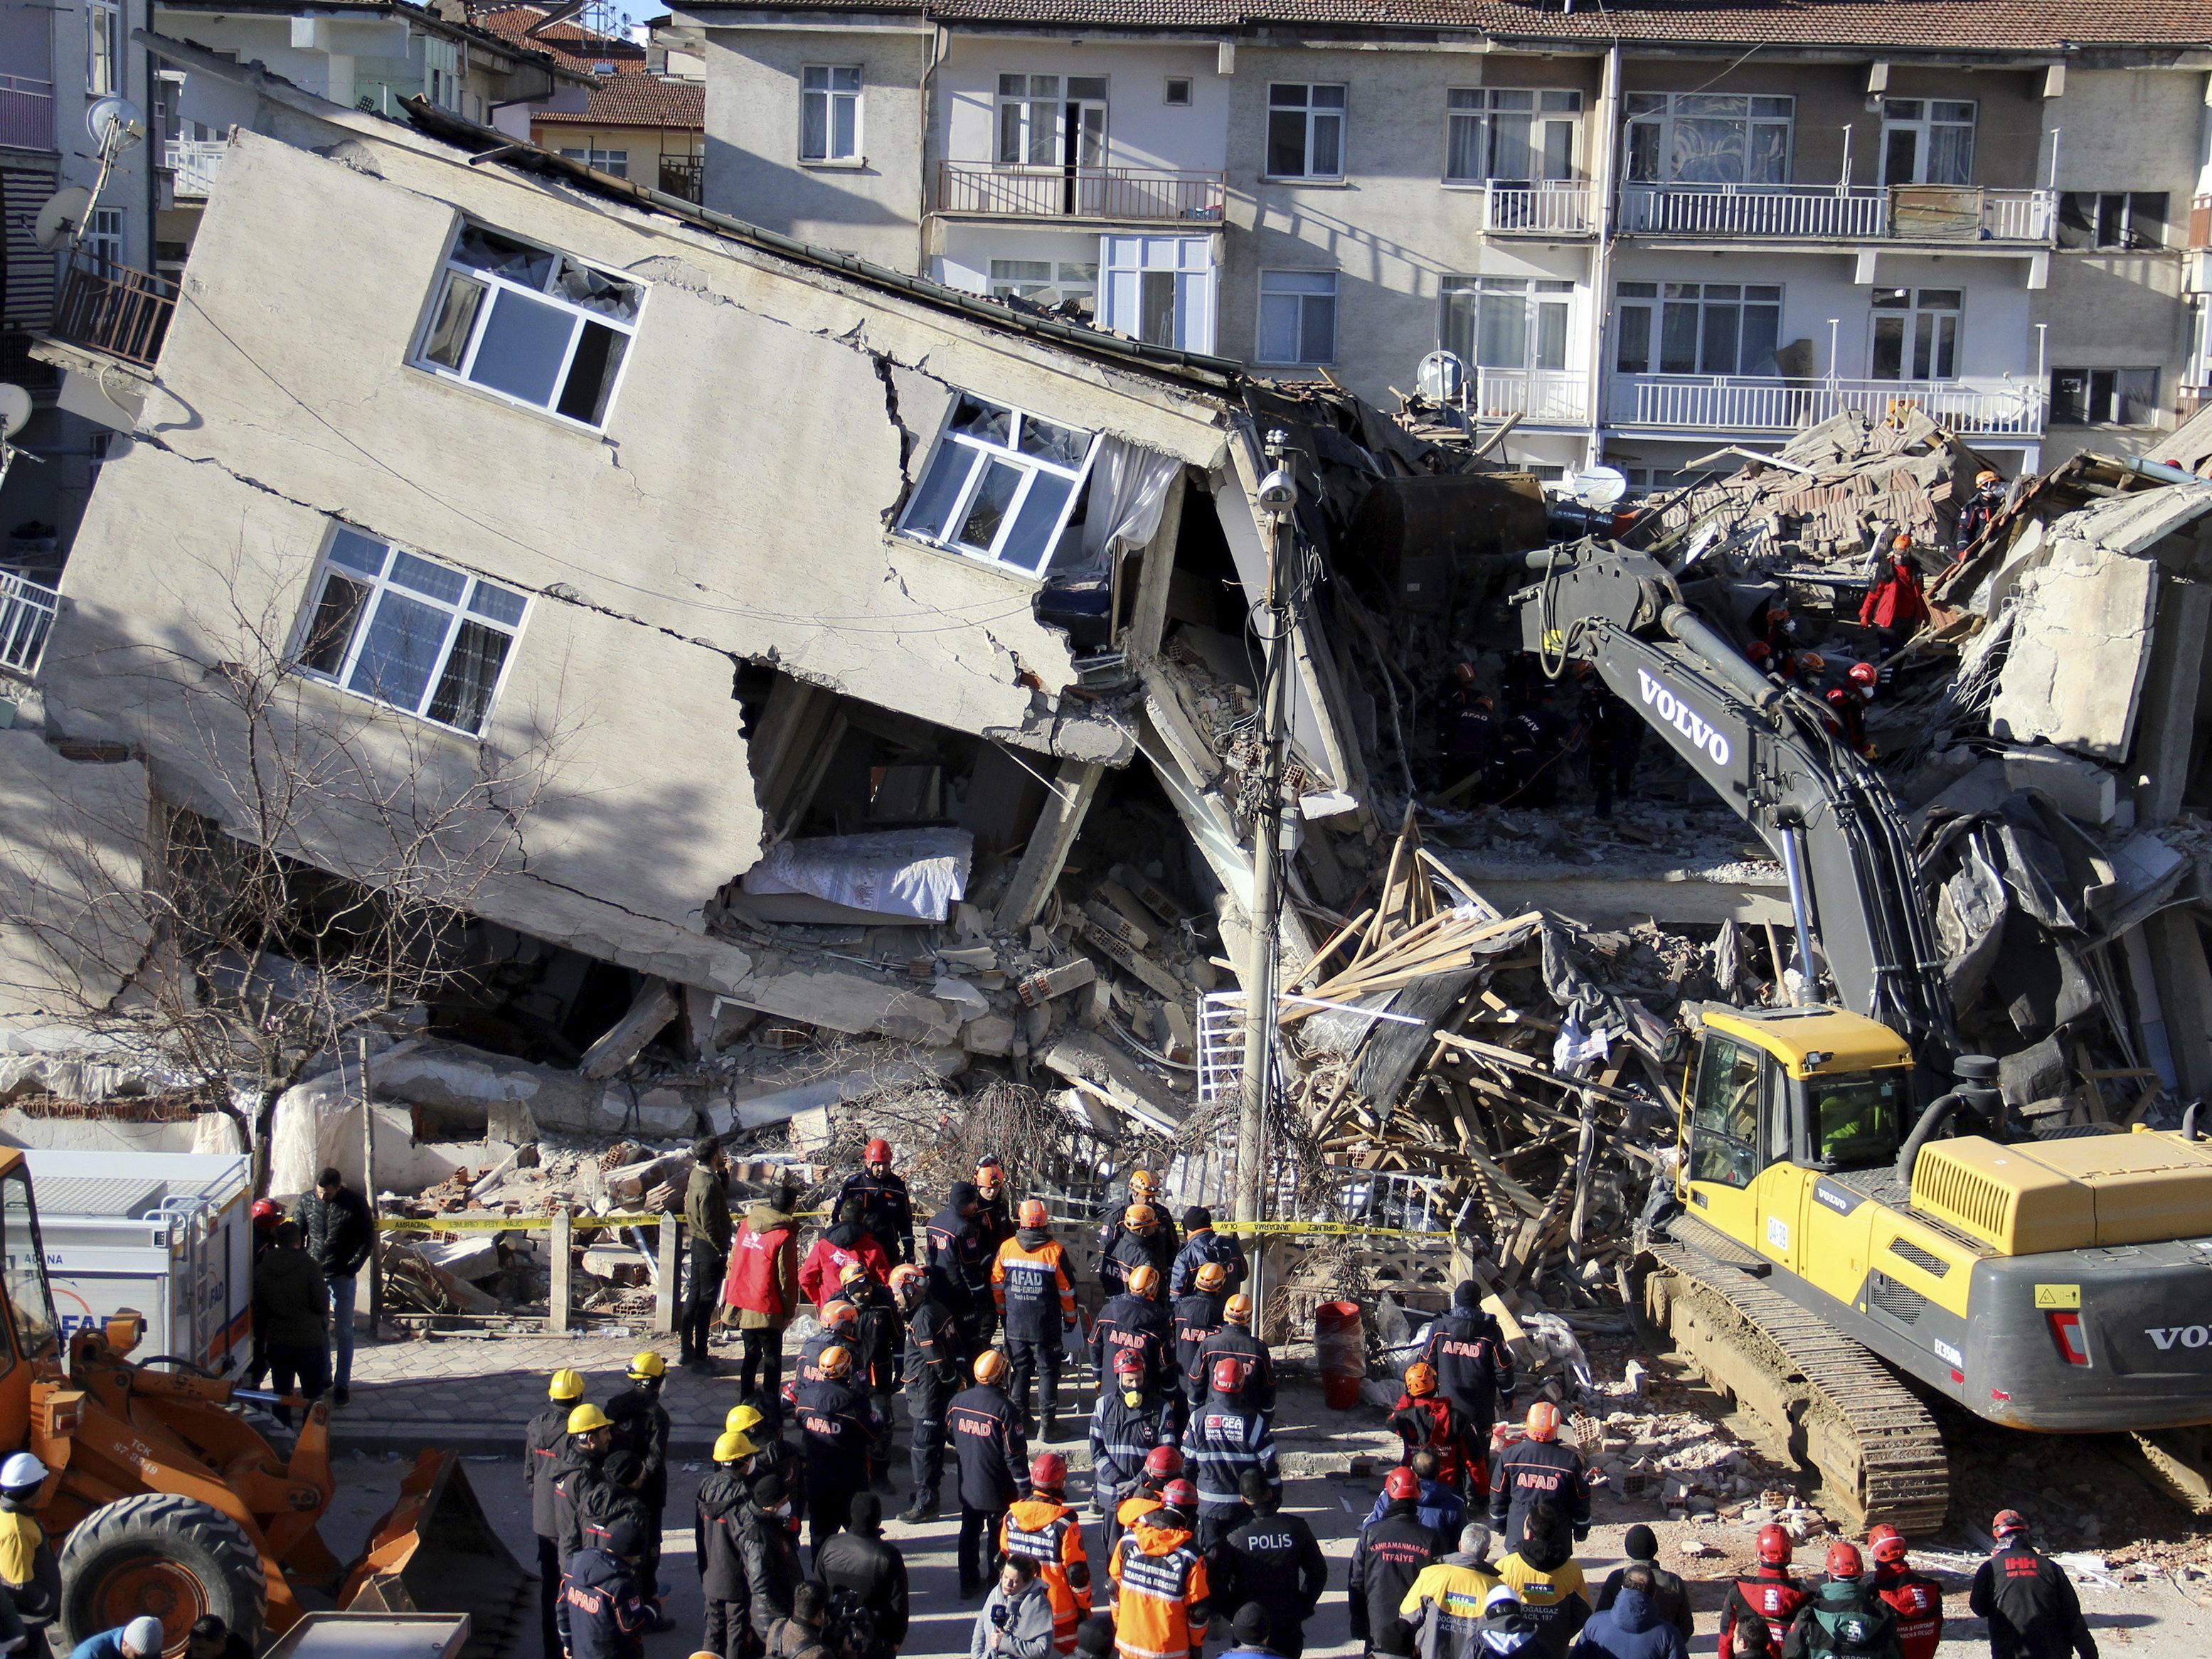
[1315,1299,1365,1409]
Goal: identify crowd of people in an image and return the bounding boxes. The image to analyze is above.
[521,1139,2107,1659]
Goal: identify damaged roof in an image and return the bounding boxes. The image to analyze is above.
[154,0,600,80]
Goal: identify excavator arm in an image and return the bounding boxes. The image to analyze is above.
[1497,541,1959,1070]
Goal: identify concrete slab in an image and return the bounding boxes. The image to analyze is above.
[1992,536,2159,761]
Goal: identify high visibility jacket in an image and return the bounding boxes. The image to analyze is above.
[1001,1497,1092,1653]
[994,1230,1078,1340]
[1109,1520,1211,1659]
[1090,1387,1169,1510]
[1721,1569,1811,1659]
[1179,1395,1280,1514]
[1495,1550,1588,1656]
[1399,1557,1501,1659]
[1871,1567,1943,1659]
[1117,1488,1165,1534]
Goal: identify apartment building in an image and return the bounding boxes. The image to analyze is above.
[682,0,2212,480]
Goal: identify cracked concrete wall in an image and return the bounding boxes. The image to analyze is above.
[0,732,151,1022]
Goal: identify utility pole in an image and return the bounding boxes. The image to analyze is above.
[1235,430,1298,1234]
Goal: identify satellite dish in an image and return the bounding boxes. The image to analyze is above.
[1563,465,1629,510]
[32,187,92,252]
[86,95,145,150]
[0,386,29,441]
[1416,350,1467,403]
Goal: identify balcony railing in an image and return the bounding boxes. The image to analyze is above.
[936,161,1225,224]
[162,137,226,199]
[0,570,60,681]
[2179,383,2211,421]
[1893,185,2054,242]
[659,154,703,203]
[1611,373,2047,437]
[2191,194,2211,252]
[1618,181,2055,243]
[1471,367,1591,425]
[1481,181,1595,237]
[0,75,53,151]
[52,259,177,368]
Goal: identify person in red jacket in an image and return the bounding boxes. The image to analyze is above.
[1388,1363,1477,1493]
[1718,1525,1809,1659]
[1859,535,1929,652]
[798,1200,892,1311]
[1866,1525,1942,1659]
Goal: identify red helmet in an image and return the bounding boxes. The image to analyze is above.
[1756,1525,1793,1567]
[1112,1348,1147,1379]
[1867,1525,1907,1566]
[1384,1466,1420,1501]
[1992,1509,2030,1538]
[1211,1357,1248,1396]
[864,1138,892,1165]
[1826,1541,1865,1581]
[1142,1446,1184,1481]
[251,1198,281,1229]
[1031,1453,1068,1491]
[1160,1479,1198,1515]
[1748,640,1773,662]
[1849,661,1878,688]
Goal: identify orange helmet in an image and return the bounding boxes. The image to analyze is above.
[1129,1170,1159,1199]
[837,1260,869,1286]
[1525,1401,1560,1442]
[976,1157,1005,1195]
[1976,469,2001,486]
[889,1264,925,1293]
[1194,1262,1228,1292]
[1019,1198,1048,1228]
[817,1345,853,1381]
[973,1349,1008,1385]
[1128,1264,1160,1298]
[1031,1452,1068,1491]
[1404,1362,1437,1397]
[821,1300,857,1329]
[1125,1204,1157,1234]
[1225,1292,1253,1324]
[1866,1525,1907,1566]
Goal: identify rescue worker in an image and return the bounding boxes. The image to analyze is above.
[1720,1525,1812,1659]
[559,1514,654,1659]
[552,1404,616,1567]
[951,1348,1031,1599]
[1585,684,1642,821]
[738,1473,805,1650]
[1956,469,2008,553]
[798,1302,861,1389]
[1419,1284,1515,1491]
[1104,1207,1169,1303]
[1181,1356,1281,1547]
[841,1263,904,1495]
[927,1183,994,1353]
[1967,1510,2098,1659]
[1593,1526,1693,1647]
[0,1453,59,1659]
[698,1429,761,1659]
[800,1200,893,1311]
[1859,535,1928,653]
[1169,1207,1247,1296]
[1757,599,1799,666]
[728,1403,802,1532]
[528,1368,588,1659]
[1390,1363,1477,1496]
[1398,1521,1499,1659]
[576,1452,654,1580]
[1487,1403,1589,1554]
[1219,1468,1329,1659]
[1171,1263,1228,1417]
[1194,1291,1275,1413]
[1501,687,1567,809]
[683,1136,733,1374]
[797,1344,879,1560]
[727,1180,803,1419]
[994,1197,1079,1440]
[605,1351,674,1616]
[836,1138,916,1266]
[1115,1446,1186,1547]
[1107,1481,1211,1659]
[1825,662,1880,758]
[814,1492,909,1653]
[1362,1450,1464,1545]
[1090,1348,1171,1555]
[1494,1503,1589,1659]
[971,1159,1016,1350]
[1865,1527,1942,1659]
[1092,1264,1175,1400]
[1351,1468,1440,1657]
[1440,666,1500,795]
[1000,1453,1092,1655]
[1745,639,1778,682]
[895,1261,962,1525]
[1097,1172,1179,1294]
[1782,1542,1902,1659]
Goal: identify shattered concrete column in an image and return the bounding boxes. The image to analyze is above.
[994,759,1104,930]
[2130,577,2211,828]
[2142,911,2212,1100]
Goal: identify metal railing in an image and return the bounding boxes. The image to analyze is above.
[0,571,60,680]
[659,154,703,203]
[936,160,1225,223]
[1889,184,2054,242]
[0,75,53,151]
[1472,366,1591,425]
[52,258,177,367]
[1617,181,2055,242]
[2179,383,2211,420]
[1610,373,2048,437]
[162,137,226,198]
[1481,181,1595,236]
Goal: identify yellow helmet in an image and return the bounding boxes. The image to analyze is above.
[713,1430,757,1463]
[627,1351,666,1381]
[567,1403,612,1435]
[549,1367,586,1401]
[727,1404,765,1434]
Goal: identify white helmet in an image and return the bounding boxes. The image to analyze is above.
[0,1452,46,1490]
[123,1618,165,1657]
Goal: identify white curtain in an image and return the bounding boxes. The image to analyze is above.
[1075,436,1182,571]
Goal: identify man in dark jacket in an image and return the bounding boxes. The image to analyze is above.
[1967,1512,2097,1659]
[1782,1544,1903,1659]
[814,1492,910,1650]
[1489,1405,1588,1554]
[252,1221,329,1426]
[895,1263,961,1525]
[993,1199,1078,1441]
[1102,1206,1170,1303]
[1182,1359,1280,1547]
[927,1183,993,1350]
[606,1352,673,1611]
[1420,1284,1516,1461]
[684,1138,733,1373]
[1217,1469,1327,1659]
[1171,1264,1227,1416]
[292,1166,373,1407]
[577,1452,655,1583]
[837,1138,916,1266]
[1593,1528,1692,1648]
[558,1515,653,1659]
[1350,1468,1439,1654]
[738,1474,804,1648]
[1361,1451,1464,1545]
[950,1349,1031,1599]
[841,1264,904,1494]
[1571,1568,1686,1659]
[528,1370,587,1659]
[1194,1294,1275,1414]
[552,1404,615,1564]
[1168,1207,1247,1297]
[1092,1266,1174,1399]
[1095,1173,1179,1297]
[1090,1347,1169,1553]
[797,1345,878,1561]
[698,1429,757,1659]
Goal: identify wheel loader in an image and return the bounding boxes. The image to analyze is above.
[0,1149,530,1656]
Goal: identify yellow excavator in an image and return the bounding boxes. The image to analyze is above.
[1491,541,2212,1529]
[0,1148,530,1655]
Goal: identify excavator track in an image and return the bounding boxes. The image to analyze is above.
[1648,1237,1950,1535]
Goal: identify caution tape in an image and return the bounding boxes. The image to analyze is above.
[376,1207,836,1234]
[1216,1220,1440,1242]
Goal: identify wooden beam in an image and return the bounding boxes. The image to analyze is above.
[994,759,1105,929]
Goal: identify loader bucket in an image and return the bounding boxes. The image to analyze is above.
[339,1451,536,1659]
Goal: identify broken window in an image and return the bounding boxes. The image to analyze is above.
[2058,191,2167,251]
[988,257,1097,314]
[802,66,862,162]
[898,393,1099,577]
[2052,367,2160,427]
[293,526,527,735]
[1267,84,1346,179]
[557,146,631,178]
[1257,270,1338,366]
[413,223,642,430]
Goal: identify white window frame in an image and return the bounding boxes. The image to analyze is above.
[1266,83,1346,181]
[2051,366,2161,427]
[801,65,862,164]
[290,525,529,737]
[995,74,1108,170]
[87,0,120,95]
[1255,269,1339,367]
[85,207,124,278]
[1098,234,1215,353]
[987,257,1097,313]
[1879,99,1975,186]
[557,146,631,178]
[1869,286,1961,381]
[895,393,1100,579]
[1614,280,1784,377]
[423,36,467,114]
[1440,276,1574,372]
[1445,88,1581,184]
[410,222,644,432]
[1622,92,1794,186]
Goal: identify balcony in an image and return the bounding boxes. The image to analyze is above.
[0,570,60,681]
[1471,367,1590,426]
[52,259,177,368]
[1480,182,1595,238]
[659,154,703,204]
[0,75,53,151]
[162,137,226,200]
[935,161,1225,225]
[1618,182,2055,244]
[1610,373,2047,438]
